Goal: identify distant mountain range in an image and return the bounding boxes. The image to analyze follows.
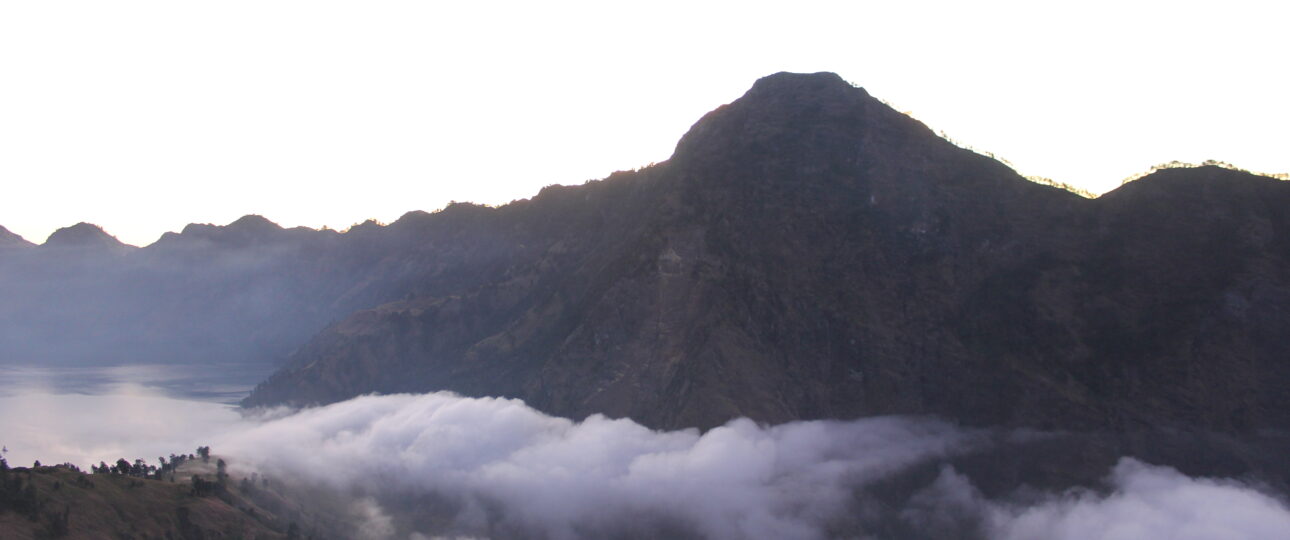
[5,72,1288,436]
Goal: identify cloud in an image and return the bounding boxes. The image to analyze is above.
[5,388,1290,539]
[219,393,978,539]
[988,458,1290,540]
[907,460,1290,540]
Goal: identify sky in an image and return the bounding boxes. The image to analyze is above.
[2,0,1286,246]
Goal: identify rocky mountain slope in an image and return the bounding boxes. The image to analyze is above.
[240,72,1290,434]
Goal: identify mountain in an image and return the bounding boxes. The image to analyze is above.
[0,226,34,249]
[241,72,1290,434]
[41,222,134,252]
[0,202,579,379]
[3,72,1286,435]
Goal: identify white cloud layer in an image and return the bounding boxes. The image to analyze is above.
[4,388,1289,539]
[908,461,1290,540]
[989,459,1290,540]
[219,393,976,539]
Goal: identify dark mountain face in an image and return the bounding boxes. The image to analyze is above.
[239,72,1290,435]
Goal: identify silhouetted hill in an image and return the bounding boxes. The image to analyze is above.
[241,72,1290,435]
[0,226,33,249]
[41,222,134,251]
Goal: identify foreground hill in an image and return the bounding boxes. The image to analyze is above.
[0,461,292,540]
[242,72,1290,433]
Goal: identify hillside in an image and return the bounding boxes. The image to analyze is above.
[242,72,1290,434]
[0,459,294,540]
[0,226,34,249]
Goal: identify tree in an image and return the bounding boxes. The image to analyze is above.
[191,475,215,497]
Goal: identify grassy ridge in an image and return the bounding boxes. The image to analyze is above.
[0,457,301,540]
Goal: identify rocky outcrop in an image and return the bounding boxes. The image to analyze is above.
[243,72,1290,434]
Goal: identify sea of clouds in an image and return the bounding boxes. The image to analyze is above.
[2,386,1288,539]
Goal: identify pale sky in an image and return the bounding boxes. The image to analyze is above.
[1,1,1286,246]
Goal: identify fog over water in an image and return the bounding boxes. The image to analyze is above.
[0,363,260,404]
[3,380,1289,539]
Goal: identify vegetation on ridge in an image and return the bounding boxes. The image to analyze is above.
[0,447,324,540]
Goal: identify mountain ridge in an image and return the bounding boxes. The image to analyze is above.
[240,72,1290,435]
[3,71,1287,435]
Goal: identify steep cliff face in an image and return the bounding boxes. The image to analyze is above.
[243,72,1290,433]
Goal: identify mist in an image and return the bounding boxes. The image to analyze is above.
[4,388,1289,539]
[911,461,1290,540]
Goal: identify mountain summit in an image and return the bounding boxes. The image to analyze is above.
[242,73,1290,434]
[42,222,133,250]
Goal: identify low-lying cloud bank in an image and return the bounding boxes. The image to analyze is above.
[910,460,1290,540]
[220,393,978,539]
[3,388,1289,539]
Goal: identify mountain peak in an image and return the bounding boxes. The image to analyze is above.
[42,222,131,249]
[745,71,866,102]
[671,71,887,163]
[164,214,289,247]
[1100,165,1290,207]
[226,214,282,233]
